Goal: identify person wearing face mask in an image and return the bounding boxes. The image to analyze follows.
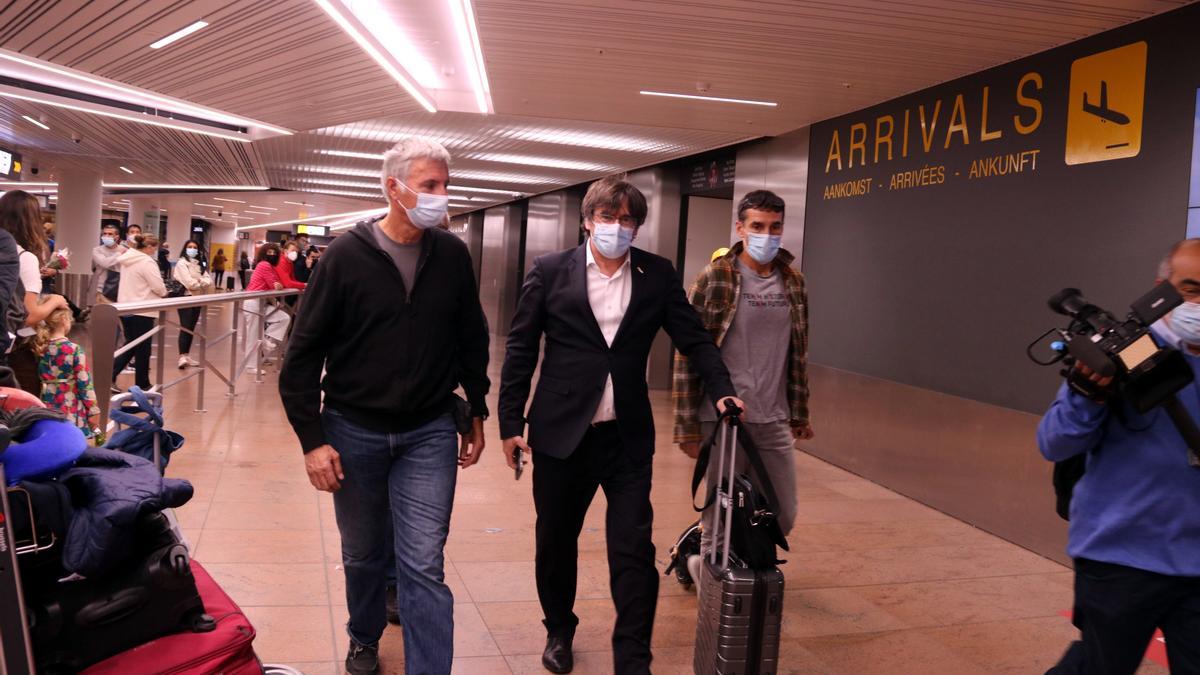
[1038,239,1200,674]
[280,137,489,675]
[275,241,308,293]
[244,243,291,363]
[172,239,213,369]
[671,189,812,590]
[91,224,126,306]
[110,234,167,392]
[498,175,742,675]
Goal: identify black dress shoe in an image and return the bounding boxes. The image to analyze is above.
[542,635,573,673]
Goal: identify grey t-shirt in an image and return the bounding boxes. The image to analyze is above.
[372,221,421,293]
[700,259,791,424]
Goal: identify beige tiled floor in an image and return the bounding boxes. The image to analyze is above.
[101,309,1166,674]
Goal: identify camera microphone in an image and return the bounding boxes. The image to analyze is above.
[1048,288,1088,317]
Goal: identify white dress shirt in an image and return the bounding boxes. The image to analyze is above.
[586,242,632,423]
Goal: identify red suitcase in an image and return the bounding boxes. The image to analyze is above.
[81,561,262,675]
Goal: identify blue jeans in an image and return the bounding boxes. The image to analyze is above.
[324,408,458,673]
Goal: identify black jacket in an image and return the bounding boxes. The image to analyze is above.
[499,244,735,463]
[280,221,490,452]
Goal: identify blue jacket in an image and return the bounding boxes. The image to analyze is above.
[1036,323,1200,576]
[59,448,192,578]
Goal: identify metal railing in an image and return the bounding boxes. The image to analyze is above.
[89,289,302,431]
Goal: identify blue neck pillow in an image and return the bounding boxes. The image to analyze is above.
[1,419,88,485]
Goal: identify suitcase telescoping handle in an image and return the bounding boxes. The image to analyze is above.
[710,401,742,571]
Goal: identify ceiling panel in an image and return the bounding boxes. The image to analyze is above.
[475,0,1189,134]
[0,0,1190,223]
[0,0,425,132]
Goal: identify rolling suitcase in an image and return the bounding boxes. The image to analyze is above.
[25,512,215,673]
[82,561,262,675]
[693,413,785,675]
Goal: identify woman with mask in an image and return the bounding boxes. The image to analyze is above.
[0,191,71,394]
[111,234,167,392]
[172,239,213,369]
[245,243,290,364]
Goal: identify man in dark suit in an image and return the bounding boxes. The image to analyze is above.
[500,176,743,674]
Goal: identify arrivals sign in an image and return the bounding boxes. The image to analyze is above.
[803,0,1200,416]
[816,41,1148,202]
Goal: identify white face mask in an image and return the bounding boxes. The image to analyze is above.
[393,178,449,230]
[1170,301,1200,345]
[286,251,298,261]
[185,247,198,258]
[590,220,635,259]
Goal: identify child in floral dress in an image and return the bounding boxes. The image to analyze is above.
[35,307,100,439]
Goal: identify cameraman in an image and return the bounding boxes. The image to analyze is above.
[1038,239,1200,674]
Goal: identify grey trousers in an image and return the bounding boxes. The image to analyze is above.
[698,419,797,557]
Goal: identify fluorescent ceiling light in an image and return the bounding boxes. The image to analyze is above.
[448,0,493,114]
[236,206,388,232]
[465,152,614,172]
[296,162,379,178]
[317,149,384,161]
[328,209,390,231]
[0,181,55,187]
[639,90,778,107]
[244,209,274,215]
[312,0,437,113]
[227,215,253,219]
[119,166,133,174]
[0,48,292,137]
[21,115,48,130]
[150,20,209,49]
[193,202,221,207]
[213,197,246,203]
[246,205,278,211]
[283,201,311,206]
[0,89,254,143]
[304,188,385,199]
[452,169,566,184]
[300,178,378,189]
[103,184,269,190]
[449,185,520,196]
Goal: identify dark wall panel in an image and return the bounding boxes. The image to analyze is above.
[805,4,1200,415]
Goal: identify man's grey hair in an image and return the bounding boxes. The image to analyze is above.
[1158,239,1200,279]
[380,137,451,198]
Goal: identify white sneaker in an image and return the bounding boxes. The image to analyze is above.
[184,356,200,367]
[178,356,189,370]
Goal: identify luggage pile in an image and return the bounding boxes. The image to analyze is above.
[0,386,265,674]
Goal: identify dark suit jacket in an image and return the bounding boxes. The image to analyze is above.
[500,244,735,463]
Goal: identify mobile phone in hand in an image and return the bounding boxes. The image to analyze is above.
[513,446,525,480]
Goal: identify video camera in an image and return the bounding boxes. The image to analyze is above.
[1028,283,1200,466]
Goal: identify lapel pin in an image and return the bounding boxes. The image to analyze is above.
[636,266,644,274]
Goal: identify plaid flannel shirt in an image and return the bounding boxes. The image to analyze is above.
[672,243,809,444]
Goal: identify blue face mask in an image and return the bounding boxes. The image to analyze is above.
[101,235,116,247]
[394,178,449,230]
[185,247,199,258]
[590,221,634,259]
[1170,301,1200,345]
[744,233,782,264]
